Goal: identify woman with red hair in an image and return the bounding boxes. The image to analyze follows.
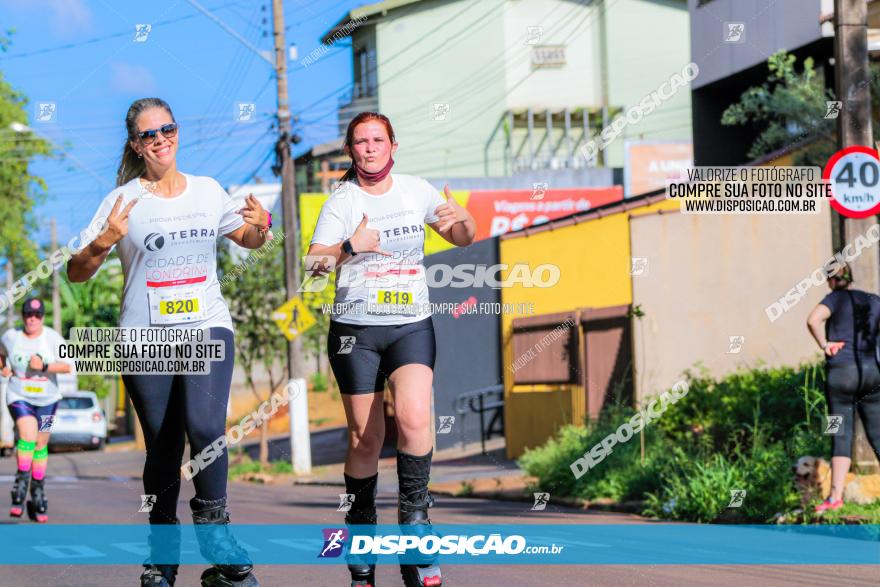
[308,112,475,586]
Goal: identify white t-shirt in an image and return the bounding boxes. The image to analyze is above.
[310,174,446,326]
[84,173,244,329]
[0,327,72,406]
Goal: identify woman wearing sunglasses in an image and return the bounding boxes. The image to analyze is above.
[308,112,475,587]
[68,98,269,587]
[0,298,73,523]
[807,262,880,513]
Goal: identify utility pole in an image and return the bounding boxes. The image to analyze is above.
[188,0,311,473]
[835,0,877,471]
[51,219,61,333]
[272,0,311,474]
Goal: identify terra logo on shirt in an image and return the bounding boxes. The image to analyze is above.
[142,228,217,252]
[381,224,425,241]
[144,233,165,251]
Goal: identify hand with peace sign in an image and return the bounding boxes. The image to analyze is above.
[349,213,391,257]
[94,194,138,249]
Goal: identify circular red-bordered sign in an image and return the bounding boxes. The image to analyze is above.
[823,145,880,218]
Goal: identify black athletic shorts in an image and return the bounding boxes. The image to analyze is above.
[327,316,436,394]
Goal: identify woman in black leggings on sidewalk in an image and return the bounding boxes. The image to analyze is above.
[807,263,880,512]
[68,98,271,586]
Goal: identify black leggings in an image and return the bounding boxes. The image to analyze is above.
[122,327,235,524]
[825,359,880,458]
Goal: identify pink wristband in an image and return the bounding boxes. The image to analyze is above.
[258,212,272,234]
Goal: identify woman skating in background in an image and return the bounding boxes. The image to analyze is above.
[0,297,73,523]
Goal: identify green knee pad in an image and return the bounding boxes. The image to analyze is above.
[16,439,36,453]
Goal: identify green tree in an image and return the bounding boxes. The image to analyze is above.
[722,51,880,167]
[0,31,52,270]
[77,373,113,401]
[56,257,123,333]
[56,257,123,399]
[218,236,288,466]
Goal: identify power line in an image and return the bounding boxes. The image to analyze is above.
[400,5,609,153]
[0,116,272,159]
[301,0,588,156]
[189,2,267,171]
[19,122,272,195]
[0,112,262,138]
[0,0,252,61]
[287,0,352,29]
[385,1,584,125]
[185,0,273,66]
[239,143,276,184]
[291,0,492,118]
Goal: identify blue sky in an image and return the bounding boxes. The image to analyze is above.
[0,0,364,244]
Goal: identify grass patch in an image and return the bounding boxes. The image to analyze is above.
[455,480,475,497]
[519,363,853,523]
[813,502,880,523]
[228,455,295,480]
[228,457,262,479]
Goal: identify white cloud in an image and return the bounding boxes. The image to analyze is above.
[110,62,157,94]
[0,0,93,37]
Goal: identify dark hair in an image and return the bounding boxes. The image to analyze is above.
[116,98,176,187]
[828,262,853,289]
[340,112,395,183]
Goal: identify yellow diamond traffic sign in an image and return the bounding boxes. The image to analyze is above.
[272,296,316,341]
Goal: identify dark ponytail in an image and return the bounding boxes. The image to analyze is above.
[827,262,854,290]
[340,112,395,184]
[340,166,357,183]
[116,97,176,187]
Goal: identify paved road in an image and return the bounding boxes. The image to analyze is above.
[0,448,876,586]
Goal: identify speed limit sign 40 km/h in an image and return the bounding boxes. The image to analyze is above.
[824,146,880,218]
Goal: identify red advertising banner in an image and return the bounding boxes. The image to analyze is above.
[465,187,623,240]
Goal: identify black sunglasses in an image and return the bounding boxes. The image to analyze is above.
[137,123,178,144]
[23,312,44,319]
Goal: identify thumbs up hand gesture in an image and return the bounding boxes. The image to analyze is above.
[349,213,391,257]
[433,185,468,233]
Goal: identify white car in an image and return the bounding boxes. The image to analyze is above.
[48,391,107,451]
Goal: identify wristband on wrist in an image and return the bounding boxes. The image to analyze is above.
[256,212,272,236]
[41,362,49,373]
[342,239,357,256]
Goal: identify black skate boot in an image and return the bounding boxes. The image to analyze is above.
[191,497,259,587]
[140,565,178,587]
[344,473,378,587]
[140,519,180,586]
[26,477,48,523]
[397,450,441,587]
[9,470,29,518]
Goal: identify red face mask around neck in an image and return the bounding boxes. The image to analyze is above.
[354,157,394,183]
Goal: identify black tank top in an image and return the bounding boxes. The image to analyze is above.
[821,288,880,366]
